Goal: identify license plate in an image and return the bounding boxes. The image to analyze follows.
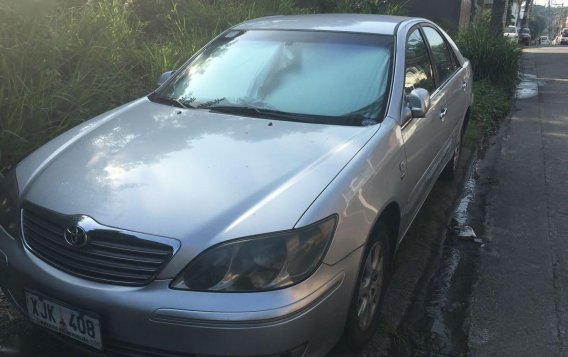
[25,291,103,350]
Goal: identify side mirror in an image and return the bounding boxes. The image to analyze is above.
[156,71,174,87]
[408,88,431,118]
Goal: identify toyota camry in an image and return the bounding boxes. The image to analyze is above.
[0,14,472,357]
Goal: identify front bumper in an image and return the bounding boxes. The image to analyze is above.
[0,228,362,357]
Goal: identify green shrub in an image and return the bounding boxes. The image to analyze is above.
[471,80,511,134]
[295,0,407,14]
[0,0,149,171]
[455,23,521,90]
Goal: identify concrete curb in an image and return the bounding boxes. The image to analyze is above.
[516,50,538,99]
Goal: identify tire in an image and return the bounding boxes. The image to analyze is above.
[343,222,391,349]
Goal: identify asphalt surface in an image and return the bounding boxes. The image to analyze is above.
[468,46,568,356]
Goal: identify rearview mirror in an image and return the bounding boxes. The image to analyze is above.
[408,88,431,118]
[156,71,174,87]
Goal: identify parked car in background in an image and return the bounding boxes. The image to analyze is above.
[0,14,473,357]
[561,28,568,45]
[504,25,519,43]
[519,27,531,45]
[539,36,551,45]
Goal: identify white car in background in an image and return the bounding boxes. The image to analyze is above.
[504,25,519,43]
[560,28,568,45]
[539,36,551,45]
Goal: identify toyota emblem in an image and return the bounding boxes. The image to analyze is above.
[64,225,89,247]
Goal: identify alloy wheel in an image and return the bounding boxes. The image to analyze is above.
[356,241,385,330]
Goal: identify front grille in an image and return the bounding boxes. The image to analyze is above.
[22,204,175,286]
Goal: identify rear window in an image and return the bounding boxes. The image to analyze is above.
[563,29,568,36]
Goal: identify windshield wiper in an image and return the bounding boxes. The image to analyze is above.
[148,94,197,109]
[207,105,330,124]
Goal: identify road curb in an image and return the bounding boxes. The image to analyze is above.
[516,50,538,99]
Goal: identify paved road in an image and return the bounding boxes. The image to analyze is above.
[468,46,568,356]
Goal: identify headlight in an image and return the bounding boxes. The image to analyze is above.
[0,170,20,239]
[171,215,337,292]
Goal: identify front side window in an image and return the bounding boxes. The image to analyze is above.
[404,29,435,95]
[153,30,394,126]
[422,26,458,85]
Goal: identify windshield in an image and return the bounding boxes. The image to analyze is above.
[505,27,517,34]
[153,30,394,126]
[563,29,568,36]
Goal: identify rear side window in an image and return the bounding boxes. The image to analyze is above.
[404,29,435,95]
[422,26,458,85]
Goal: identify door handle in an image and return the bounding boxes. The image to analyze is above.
[462,81,468,91]
[440,107,448,120]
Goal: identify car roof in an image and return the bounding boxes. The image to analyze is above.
[233,14,412,35]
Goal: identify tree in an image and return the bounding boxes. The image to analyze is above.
[529,15,547,35]
[520,0,532,27]
[490,0,509,32]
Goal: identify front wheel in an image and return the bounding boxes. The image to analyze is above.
[343,222,391,349]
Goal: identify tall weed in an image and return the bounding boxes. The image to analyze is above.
[471,80,512,134]
[331,0,408,15]
[455,24,521,90]
[0,0,147,170]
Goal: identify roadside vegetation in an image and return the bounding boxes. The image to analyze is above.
[456,23,522,138]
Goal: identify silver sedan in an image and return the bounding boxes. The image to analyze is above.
[0,14,472,357]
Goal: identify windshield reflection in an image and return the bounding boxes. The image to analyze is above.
[154,30,393,126]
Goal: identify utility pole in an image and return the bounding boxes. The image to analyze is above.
[550,1,564,42]
[490,0,509,32]
[549,0,552,38]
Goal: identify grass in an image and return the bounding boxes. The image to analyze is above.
[455,23,522,91]
[454,22,520,139]
[470,80,513,137]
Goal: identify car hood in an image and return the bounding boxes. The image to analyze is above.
[18,98,377,248]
